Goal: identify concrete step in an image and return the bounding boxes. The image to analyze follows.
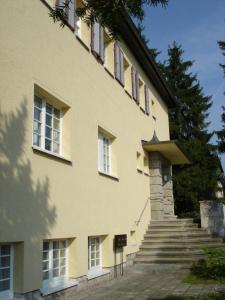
[139,243,225,251]
[137,250,204,257]
[146,228,203,233]
[150,219,194,225]
[142,237,223,244]
[134,257,194,264]
[144,232,212,239]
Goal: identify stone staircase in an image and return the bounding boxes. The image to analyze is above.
[135,218,225,265]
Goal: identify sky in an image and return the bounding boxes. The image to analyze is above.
[142,0,225,168]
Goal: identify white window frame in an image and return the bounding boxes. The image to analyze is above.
[88,237,102,271]
[0,244,13,300]
[42,240,68,284]
[33,96,62,156]
[114,43,125,86]
[98,133,111,175]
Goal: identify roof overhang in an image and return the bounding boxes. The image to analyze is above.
[142,140,192,165]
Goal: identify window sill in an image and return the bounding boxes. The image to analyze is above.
[98,171,119,181]
[76,35,90,52]
[87,268,110,280]
[104,66,115,79]
[124,88,132,99]
[41,277,78,296]
[137,168,143,174]
[32,146,72,165]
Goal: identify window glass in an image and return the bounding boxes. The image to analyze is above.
[0,245,11,293]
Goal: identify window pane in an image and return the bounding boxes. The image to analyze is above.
[34,108,41,121]
[46,114,52,126]
[45,126,52,139]
[43,242,49,251]
[96,259,100,266]
[60,267,66,276]
[53,130,60,142]
[53,269,59,278]
[33,120,41,134]
[33,134,41,147]
[91,260,95,267]
[45,139,52,151]
[53,118,60,130]
[42,261,49,271]
[0,256,10,268]
[60,241,66,249]
[53,241,59,250]
[60,249,65,257]
[46,103,53,114]
[53,250,59,259]
[0,268,10,280]
[1,245,10,256]
[43,271,49,281]
[34,96,42,108]
[43,252,49,261]
[53,143,59,154]
[54,108,60,119]
[0,279,10,292]
[53,259,59,268]
[60,258,65,267]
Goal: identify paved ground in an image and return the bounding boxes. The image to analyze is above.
[75,264,225,300]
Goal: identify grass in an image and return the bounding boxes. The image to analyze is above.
[183,274,225,285]
[162,294,225,300]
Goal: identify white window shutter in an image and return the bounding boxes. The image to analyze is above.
[136,71,140,104]
[114,43,120,80]
[98,133,104,172]
[67,0,75,30]
[144,85,150,114]
[91,21,100,55]
[99,26,105,63]
[131,66,137,100]
[120,50,124,86]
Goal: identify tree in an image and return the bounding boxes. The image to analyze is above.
[161,42,220,216]
[217,40,225,153]
[50,0,168,37]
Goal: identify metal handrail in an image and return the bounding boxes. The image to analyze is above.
[135,197,150,225]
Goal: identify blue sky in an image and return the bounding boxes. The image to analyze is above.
[142,0,225,167]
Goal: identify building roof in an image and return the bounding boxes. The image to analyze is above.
[118,13,176,108]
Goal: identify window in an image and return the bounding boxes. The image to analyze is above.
[88,237,101,270]
[114,43,124,85]
[56,0,75,30]
[131,67,139,103]
[98,133,111,175]
[33,95,61,155]
[42,240,67,282]
[144,85,150,115]
[91,21,104,62]
[0,244,12,299]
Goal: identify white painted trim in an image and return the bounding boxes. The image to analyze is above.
[32,146,72,164]
[41,277,78,296]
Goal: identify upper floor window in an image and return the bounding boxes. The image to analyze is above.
[91,21,104,62]
[42,240,67,282]
[33,96,61,155]
[114,43,125,86]
[56,0,75,30]
[98,133,111,175]
[131,67,139,103]
[0,244,12,299]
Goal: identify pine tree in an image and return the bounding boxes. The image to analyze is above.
[161,42,220,216]
[217,41,225,153]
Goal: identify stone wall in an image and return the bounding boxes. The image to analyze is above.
[200,200,225,238]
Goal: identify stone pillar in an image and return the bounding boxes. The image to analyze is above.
[162,166,175,219]
[149,152,164,220]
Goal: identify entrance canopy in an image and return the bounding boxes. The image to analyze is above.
[142,140,191,165]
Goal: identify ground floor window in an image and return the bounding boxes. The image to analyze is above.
[0,244,12,299]
[88,237,101,270]
[42,240,67,282]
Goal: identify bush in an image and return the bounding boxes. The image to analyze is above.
[191,248,225,280]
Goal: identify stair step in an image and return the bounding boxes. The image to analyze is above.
[140,243,225,250]
[137,251,204,257]
[144,233,212,239]
[142,238,223,244]
[134,257,194,264]
[147,228,202,233]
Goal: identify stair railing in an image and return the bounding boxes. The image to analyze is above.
[135,197,150,226]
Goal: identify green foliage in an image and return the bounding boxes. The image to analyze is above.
[160,42,220,216]
[50,0,168,37]
[191,248,225,280]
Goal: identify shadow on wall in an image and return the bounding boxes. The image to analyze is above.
[0,99,57,245]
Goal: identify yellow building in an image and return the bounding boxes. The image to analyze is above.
[0,1,190,299]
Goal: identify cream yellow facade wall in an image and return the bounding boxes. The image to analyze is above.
[0,0,170,295]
